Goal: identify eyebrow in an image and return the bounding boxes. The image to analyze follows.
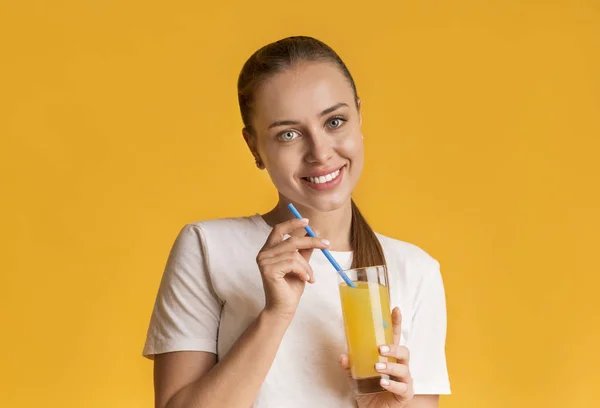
[267,102,349,129]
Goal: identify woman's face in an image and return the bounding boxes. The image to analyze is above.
[246,61,364,213]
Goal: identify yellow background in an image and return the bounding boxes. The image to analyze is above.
[1,1,599,407]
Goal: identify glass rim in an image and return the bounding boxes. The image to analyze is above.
[342,264,386,273]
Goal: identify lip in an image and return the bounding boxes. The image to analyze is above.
[300,165,345,191]
[301,165,345,179]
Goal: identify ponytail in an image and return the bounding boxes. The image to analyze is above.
[350,199,386,268]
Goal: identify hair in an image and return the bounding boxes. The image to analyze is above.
[237,36,386,269]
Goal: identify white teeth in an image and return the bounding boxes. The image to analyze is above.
[307,169,341,184]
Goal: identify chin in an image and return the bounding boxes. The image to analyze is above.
[294,193,351,213]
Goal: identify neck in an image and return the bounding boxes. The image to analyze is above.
[261,196,353,252]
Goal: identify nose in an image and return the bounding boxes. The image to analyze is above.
[305,131,334,164]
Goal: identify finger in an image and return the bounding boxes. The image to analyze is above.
[374,362,411,382]
[256,236,326,266]
[258,251,315,283]
[263,258,312,282]
[339,354,350,370]
[289,225,309,238]
[379,378,412,399]
[339,354,353,380]
[298,228,319,262]
[378,344,410,364]
[266,235,330,258]
[392,307,402,344]
[264,218,310,248]
[294,251,315,283]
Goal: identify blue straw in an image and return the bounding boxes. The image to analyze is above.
[287,203,357,288]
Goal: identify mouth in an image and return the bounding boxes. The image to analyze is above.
[300,165,345,191]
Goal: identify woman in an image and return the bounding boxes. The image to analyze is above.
[143,36,451,408]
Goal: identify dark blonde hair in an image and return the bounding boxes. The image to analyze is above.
[237,36,386,269]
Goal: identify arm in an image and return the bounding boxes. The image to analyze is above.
[151,217,329,408]
[155,310,291,408]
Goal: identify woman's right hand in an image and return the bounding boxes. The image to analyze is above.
[256,217,330,320]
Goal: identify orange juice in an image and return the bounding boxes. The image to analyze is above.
[339,281,394,380]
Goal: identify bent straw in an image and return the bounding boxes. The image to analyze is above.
[287,203,356,288]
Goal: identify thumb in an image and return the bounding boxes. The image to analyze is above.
[392,306,402,345]
[339,353,350,370]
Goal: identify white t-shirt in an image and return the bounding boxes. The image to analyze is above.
[143,214,451,406]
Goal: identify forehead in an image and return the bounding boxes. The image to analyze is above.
[252,62,356,126]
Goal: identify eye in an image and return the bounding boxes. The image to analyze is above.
[327,116,347,129]
[277,130,299,141]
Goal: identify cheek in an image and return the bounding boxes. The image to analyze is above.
[338,132,364,164]
[264,150,299,187]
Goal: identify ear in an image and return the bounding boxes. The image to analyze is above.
[242,127,265,169]
[242,127,253,149]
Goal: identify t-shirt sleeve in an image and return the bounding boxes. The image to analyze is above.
[407,261,452,395]
[142,224,223,359]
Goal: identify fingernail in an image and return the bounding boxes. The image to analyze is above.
[379,345,390,354]
[375,363,386,370]
[380,379,390,386]
[306,273,311,281]
[300,218,309,224]
[321,239,330,246]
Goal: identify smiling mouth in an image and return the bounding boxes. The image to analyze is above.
[301,167,343,184]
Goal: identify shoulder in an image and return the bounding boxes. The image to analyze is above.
[375,232,441,282]
[178,214,266,241]
[376,232,439,268]
[171,214,268,262]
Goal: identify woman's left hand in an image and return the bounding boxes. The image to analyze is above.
[339,307,415,408]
